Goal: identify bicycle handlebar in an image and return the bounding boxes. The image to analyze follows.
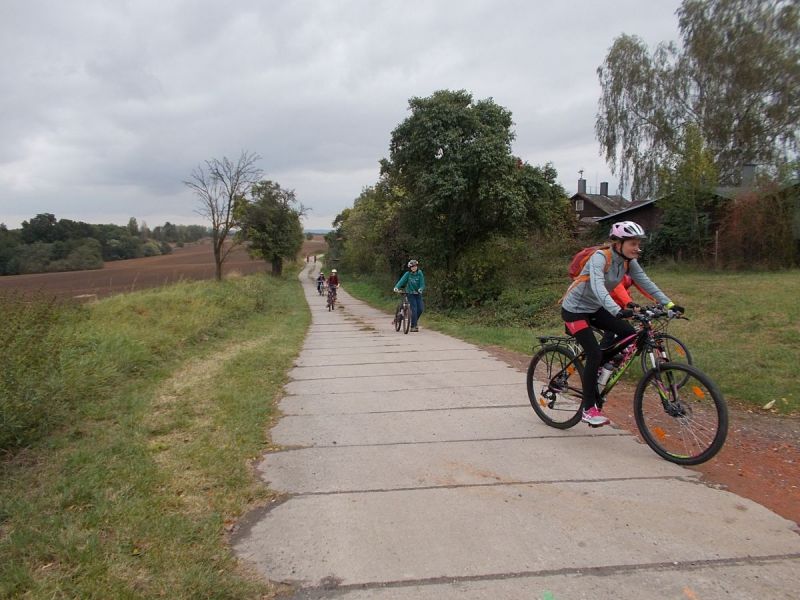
[631,305,688,323]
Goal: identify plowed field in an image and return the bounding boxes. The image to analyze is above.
[0,236,328,300]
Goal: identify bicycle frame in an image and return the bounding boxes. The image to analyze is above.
[537,310,666,402]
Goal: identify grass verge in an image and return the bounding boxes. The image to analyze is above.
[344,268,799,414]
[0,272,309,598]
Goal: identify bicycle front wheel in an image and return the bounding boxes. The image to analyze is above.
[634,363,727,465]
[402,303,410,334]
[527,345,584,429]
[394,308,402,331]
[641,333,692,374]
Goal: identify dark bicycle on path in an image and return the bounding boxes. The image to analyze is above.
[527,306,727,465]
[327,285,337,311]
[393,291,411,334]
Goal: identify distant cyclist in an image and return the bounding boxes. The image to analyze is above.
[393,259,426,332]
[327,269,339,289]
[316,271,326,295]
[561,221,682,427]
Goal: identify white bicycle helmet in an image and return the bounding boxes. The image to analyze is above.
[609,221,646,240]
[407,259,419,268]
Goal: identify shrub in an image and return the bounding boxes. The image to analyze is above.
[142,240,162,257]
[46,239,104,271]
[15,242,52,274]
[718,186,797,269]
[429,233,575,309]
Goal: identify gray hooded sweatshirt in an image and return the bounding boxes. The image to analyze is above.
[562,248,671,315]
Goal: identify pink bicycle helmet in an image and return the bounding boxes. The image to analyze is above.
[609,221,646,240]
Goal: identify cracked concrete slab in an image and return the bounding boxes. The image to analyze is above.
[233,263,800,599]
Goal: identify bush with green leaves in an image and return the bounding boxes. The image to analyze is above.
[142,240,162,256]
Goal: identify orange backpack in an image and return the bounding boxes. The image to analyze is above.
[562,245,628,303]
[568,245,614,279]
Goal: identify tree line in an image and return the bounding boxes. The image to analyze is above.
[328,0,798,307]
[0,214,211,275]
[597,0,799,266]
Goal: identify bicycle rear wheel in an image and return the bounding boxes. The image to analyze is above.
[394,307,402,331]
[402,303,410,334]
[634,363,727,465]
[527,345,584,429]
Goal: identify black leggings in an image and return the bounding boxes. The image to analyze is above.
[561,307,635,410]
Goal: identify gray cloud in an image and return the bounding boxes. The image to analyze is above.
[0,0,681,229]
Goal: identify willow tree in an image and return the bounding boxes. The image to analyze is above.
[596,0,800,199]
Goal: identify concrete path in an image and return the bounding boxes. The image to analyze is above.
[233,263,800,599]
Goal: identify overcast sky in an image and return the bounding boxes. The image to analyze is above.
[0,0,683,230]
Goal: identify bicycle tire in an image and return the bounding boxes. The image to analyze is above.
[634,362,728,465]
[641,333,692,375]
[402,302,411,334]
[527,345,584,429]
[394,308,402,331]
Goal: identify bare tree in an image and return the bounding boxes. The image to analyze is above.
[184,151,262,280]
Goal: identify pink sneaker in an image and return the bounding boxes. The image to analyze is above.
[582,405,610,426]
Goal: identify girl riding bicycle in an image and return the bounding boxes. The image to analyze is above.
[561,221,683,426]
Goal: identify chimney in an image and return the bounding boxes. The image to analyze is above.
[578,178,586,194]
[741,164,756,187]
[600,181,609,196]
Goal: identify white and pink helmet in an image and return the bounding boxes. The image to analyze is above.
[609,221,646,240]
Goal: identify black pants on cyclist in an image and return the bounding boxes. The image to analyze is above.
[561,307,635,410]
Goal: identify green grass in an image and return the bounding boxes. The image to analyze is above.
[345,268,800,414]
[0,272,309,598]
[641,266,799,414]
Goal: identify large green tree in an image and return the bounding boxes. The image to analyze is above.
[596,0,800,198]
[238,180,305,276]
[380,90,530,270]
[334,179,411,275]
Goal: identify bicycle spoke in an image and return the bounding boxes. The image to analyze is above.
[527,345,584,429]
[635,364,727,464]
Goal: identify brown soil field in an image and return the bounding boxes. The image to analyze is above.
[0,236,328,300]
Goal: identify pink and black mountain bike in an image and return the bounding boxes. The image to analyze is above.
[527,306,727,465]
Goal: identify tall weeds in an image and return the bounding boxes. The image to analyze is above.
[0,293,81,454]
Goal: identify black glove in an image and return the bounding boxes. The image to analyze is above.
[626,302,640,310]
[617,308,634,319]
[668,304,685,315]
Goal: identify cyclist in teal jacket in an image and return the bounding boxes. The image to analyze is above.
[393,259,426,332]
